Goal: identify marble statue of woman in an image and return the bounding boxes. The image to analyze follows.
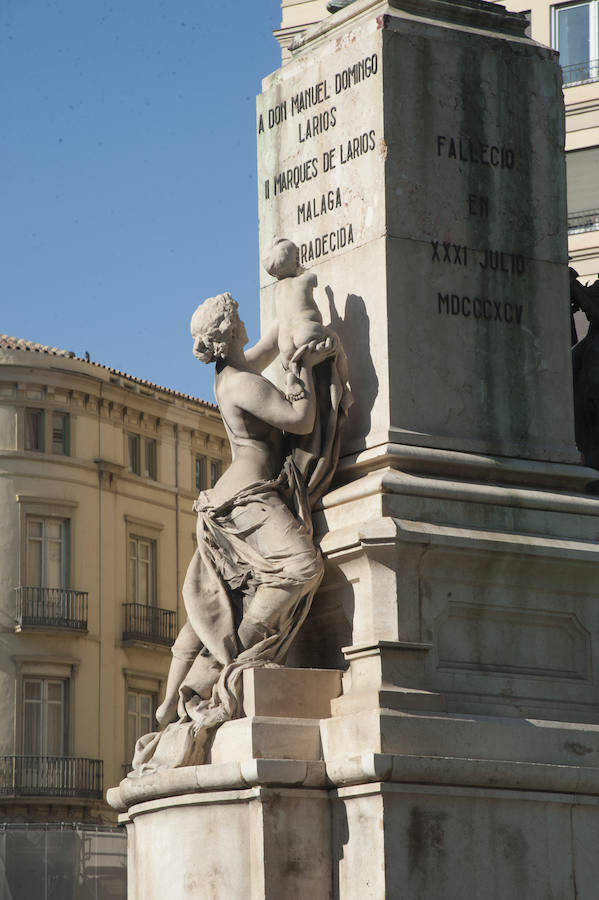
[131,292,337,771]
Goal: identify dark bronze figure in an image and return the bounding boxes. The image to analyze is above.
[571,267,599,469]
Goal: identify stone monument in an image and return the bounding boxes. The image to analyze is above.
[109,1,599,897]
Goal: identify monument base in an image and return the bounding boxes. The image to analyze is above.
[122,787,332,900]
[332,780,597,899]
[120,779,597,899]
[109,667,599,899]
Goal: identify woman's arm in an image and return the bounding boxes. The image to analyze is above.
[244,321,279,373]
[237,341,332,435]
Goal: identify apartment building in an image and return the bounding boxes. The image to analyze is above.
[0,334,229,896]
[499,0,599,283]
[274,0,599,285]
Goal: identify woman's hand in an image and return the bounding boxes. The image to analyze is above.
[303,335,337,367]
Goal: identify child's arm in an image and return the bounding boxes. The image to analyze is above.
[244,321,280,373]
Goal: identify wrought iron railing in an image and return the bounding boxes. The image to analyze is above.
[15,586,88,631]
[568,208,599,234]
[122,603,177,646]
[0,756,103,799]
[561,59,599,86]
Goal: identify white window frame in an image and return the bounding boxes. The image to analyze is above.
[22,677,68,757]
[552,1,599,80]
[26,517,69,589]
[128,534,157,606]
[122,670,163,770]
[126,689,155,763]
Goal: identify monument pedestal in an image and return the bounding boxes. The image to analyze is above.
[122,787,332,900]
[110,0,599,895]
[111,663,599,898]
[110,668,339,900]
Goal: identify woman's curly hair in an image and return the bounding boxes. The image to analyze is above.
[190,292,239,363]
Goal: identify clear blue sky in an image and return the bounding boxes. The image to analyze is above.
[1,0,282,403]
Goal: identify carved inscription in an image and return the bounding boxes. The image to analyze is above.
[259,42,526,331]
[438,293,523,324]
[436,135,515,169]
[259,53,380,260]
[431,241,525,275]
[297,188,343,224]
[433,131,525,327]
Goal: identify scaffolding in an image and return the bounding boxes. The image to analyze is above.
[0,823,126,900]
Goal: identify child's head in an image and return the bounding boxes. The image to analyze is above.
[262,238,299,279]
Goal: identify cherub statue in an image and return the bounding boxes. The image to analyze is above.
[251,238,340,399]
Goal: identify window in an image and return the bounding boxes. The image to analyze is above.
[24,409,44,451]
[554,1,599,84]
[126,690,154,762]
[195,455,206,492]
[144,438,157,480]
[51,412,69,455]
[23,678,67,756]
[128,535,156,605]
[24,409,70,455]
[128,434,140,475]
[210,460,222,487]
[567,146,599,230]
[128,435,157,480]
[26,518,68,588]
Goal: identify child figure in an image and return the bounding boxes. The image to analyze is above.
[259,238,336,398]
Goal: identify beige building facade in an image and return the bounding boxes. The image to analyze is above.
[275,0,599,285]
[0,335,228,832]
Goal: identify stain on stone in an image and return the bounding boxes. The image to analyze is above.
[497,824,528,868]
[285,857,304,876]
[565,741,594,756]
[408,806,447,877]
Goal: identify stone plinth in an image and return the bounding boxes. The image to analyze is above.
[123,787,332,900]
[110,666,599,898]
[331,782,598,899]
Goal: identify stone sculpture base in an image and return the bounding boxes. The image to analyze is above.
[123,787,331,899]
[110,665,599,899]
[121,781,597,899]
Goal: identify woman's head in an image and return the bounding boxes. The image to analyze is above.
[190,292,242,363]
[262,238,299,279]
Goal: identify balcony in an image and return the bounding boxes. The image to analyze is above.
[0,756,103,799]
[15,586,88,631]
[121,603,177,646]
[568,208,599,235]
[562,59,599,87]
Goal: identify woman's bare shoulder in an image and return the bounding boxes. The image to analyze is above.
[218,368,279,409]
